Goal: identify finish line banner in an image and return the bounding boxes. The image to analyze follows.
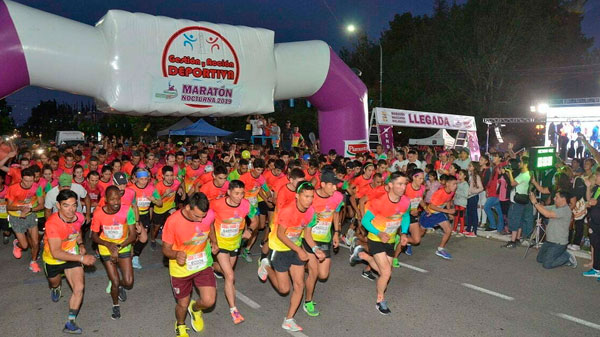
[374,108,476,132]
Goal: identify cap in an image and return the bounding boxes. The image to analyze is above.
[132,150,140,157]
[459,147,470,154]
[177,141,183,146]
[58,173,72,187]
[113,172,128,185]
[320,170,342,184]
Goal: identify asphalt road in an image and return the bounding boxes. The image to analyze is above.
[1,231,599,337]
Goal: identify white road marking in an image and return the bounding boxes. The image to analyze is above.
[554,313,600,330]
[286,331,310,337]
[461,283,514,301]
[396,262,428,273]
[235,290,261,309]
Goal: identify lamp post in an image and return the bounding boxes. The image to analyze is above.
[346,24,382,106]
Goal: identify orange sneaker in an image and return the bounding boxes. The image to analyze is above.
[29,260,41,273]
[13,239,22,259]
[230,307,245,324]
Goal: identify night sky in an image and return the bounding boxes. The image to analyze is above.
[5,0,600,125]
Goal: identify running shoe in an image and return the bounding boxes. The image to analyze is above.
[240,248,253,263]
[349,245,364,266]
[188,300,204,332]
[63,321,82,334]
[3,235,9,244]
[51,286,61,303]
[346,228,355,242]
[281,318,303,332]
[455,232,465,237]
[464,232,477,238]
[230,307,245,324]
[567,252,578,268]
[214,271,224,279]
[582,268,600,277]
[502,241,517,248]
[150,241,157,251]
[105,281,112,294]
[392,258,400,268]
[405,244,413,256]
[303,301,320,317]
[258,258,270,282]
[118,286,127,302]
[376,300,391,315]
[175,324,190,337]
[361,270,377,281]
[568,244,581,251]
[435,248,452,260]
[132,256,142,269]
[29,260,41,273]
[111,305,121,320]
[12,239,22,259]
[349,236,358,251]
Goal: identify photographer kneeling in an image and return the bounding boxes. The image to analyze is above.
[529,190,577,269]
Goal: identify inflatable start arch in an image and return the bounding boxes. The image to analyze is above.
[0,0,368,154]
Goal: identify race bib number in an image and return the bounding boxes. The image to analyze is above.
[137,197,152,208]
[248,196,258,206]
[384,221,401,234]
[312,221,331,236]
[104,224,123,240]
[220,223,240,238]
[286,230,301,243]
[410,198,422,210]
[186,252,207,271]
[0,203,6,214]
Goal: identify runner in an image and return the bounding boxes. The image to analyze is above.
[91,186,137,319]
[302,170,343,317]
[0,172,10,244]
[130,169,162,269]
[42,189,96,334]
[238,158,268,262]
[258,182,318,332]
[394,169,427,265]
[198,165,229,202]
[162,193,216,336]
[358,171,410,314]
[6,167,44,272]
[151,166,182,250]
[210,180,256,324]
[419,175,458,259]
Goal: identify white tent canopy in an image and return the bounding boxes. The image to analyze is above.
[409,129,455,148]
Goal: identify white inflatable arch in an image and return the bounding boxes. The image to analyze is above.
[0,0,368,154]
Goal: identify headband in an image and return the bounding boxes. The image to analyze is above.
[136,170,149,178]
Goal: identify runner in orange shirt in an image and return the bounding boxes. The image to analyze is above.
[162,193,216,335]
[198,165,229,202]
[43,189,96,334]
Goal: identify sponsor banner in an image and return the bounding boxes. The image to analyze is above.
[374,108,476,131]
[344,139,369,158]
[378,125,394,152]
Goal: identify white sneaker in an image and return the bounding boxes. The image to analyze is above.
[568,244,581,251]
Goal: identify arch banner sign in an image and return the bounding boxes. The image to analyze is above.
[375,108,476,131]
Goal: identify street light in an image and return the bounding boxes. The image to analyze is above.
[345,24,383,107]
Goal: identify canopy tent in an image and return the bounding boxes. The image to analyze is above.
[156,117,194,137]
[409,129,455,148]
[169,119,232,137]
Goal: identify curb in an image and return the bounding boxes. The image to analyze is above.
[476,230,592,260]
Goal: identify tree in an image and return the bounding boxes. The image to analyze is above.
[340,0,593,145]
[0,99,16,135]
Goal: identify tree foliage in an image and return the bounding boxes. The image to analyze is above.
[0,99,16,136]
[341,0,594,144]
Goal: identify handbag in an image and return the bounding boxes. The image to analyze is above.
[514,193,529,205]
